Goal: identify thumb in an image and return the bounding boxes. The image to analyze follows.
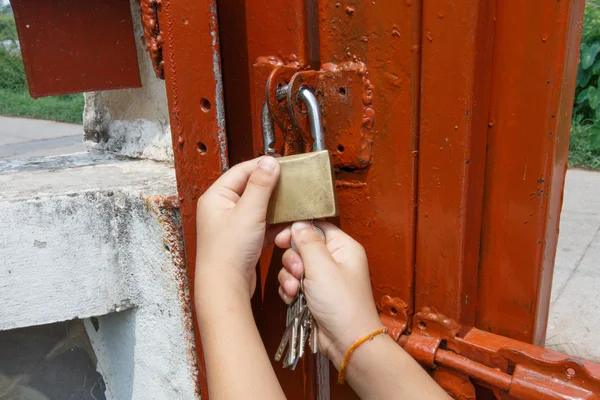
[236,156,280,221]
[291,221,336,277]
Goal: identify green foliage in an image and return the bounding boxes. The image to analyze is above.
[0,3,13,14]
[0,89,84,124]
[570,123,600,169]
[572,1,600,168]
[0,48,26,91]
[0,13,17,42]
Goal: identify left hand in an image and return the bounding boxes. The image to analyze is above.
[195,156,282,299]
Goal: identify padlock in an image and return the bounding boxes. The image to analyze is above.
[265,87,339,224]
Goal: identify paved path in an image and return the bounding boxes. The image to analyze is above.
[546,169,600,362]
[0,115,598,361]
[0,116,84,159]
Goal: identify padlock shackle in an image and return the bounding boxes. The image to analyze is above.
[298,87,325,152]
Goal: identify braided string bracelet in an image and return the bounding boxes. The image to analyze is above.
[338,327,388,384]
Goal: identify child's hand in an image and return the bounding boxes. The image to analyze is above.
[195,156,282,299]
[275,221,383,367]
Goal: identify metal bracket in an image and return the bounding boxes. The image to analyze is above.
[256,60,375,170]
[287,63,375,170]
[379,298,600,399]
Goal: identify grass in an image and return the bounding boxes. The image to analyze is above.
[569,123,600,170]
[0,89,84,124]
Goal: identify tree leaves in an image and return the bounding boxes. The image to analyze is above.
[573,3,600,163]
[581,42,600,69]
[588,86,600,110]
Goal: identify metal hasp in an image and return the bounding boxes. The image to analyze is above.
[11,0,141,97]
[378,301,600,399]
[265,88,338,224]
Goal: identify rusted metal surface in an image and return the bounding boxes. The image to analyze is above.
[416,0,495,332]
[144,195,200,390]
[386,303,600,399]
[476,0,586,344]
[158,0,228,397]
[139,0,164,79]
[11,0,141,98]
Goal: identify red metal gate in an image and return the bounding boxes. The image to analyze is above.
[11,0,600,398]
[159,0,600,398]
[158,0,600,398]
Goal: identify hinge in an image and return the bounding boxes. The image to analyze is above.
[379,298,600,399]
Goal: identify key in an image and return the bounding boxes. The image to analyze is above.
[275,224,325,369]
[283,316,299,368]
[291,304,312,370]
[284,293,306,369]
[291,228,324,357]
[309,314,318,354]
[275,290,305,365]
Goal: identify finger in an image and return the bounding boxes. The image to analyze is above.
[310,221,354,245]
[282,248,304,279]
[264,223,291,249]
[274,226,292,249]
[207,157,265,197]
[291,221,336,275]
[278,268,300,298]
[235,157,280,222]
[312,221,366,264]
[278,286,294,305]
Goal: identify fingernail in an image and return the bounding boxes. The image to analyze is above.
[292,221,313,233]
[258,156,277,172]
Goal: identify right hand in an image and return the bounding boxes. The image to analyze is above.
[274,221,384,367]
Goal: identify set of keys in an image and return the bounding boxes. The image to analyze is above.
[274,276,318,369]
[273,226,325,370]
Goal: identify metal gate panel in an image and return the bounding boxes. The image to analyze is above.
[11,0,141,97]
[315,1,421,398]
[158,0,228,396]
[475,0,585,345]
[416,0,495,330]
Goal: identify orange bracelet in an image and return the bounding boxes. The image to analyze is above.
[337,327,388,384]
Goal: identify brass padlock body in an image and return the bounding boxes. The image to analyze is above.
[267,150,338,224]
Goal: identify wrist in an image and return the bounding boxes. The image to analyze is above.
[329,315,384,368]
[194,270,251,321]
[195,258,252,294]
[341,333,403,383]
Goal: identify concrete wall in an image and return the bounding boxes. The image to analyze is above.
[83,0,172,162]
[0,154,198,399]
